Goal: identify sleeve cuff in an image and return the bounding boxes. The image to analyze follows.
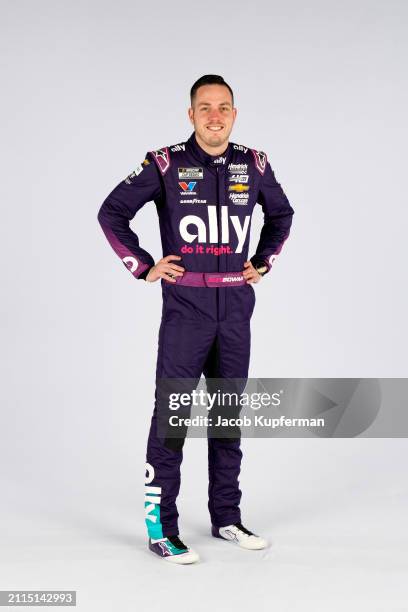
[250,256,271,274]
[137,265,153,280]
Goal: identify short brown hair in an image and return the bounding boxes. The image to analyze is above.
[190,75,234,106]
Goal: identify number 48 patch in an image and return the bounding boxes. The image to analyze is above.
[229,174,249,183]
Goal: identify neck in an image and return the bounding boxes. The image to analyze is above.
[194,132,228,157]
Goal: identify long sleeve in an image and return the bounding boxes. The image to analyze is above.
[250,158,294,273]
[97,153,162,279]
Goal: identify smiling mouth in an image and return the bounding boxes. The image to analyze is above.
[206,125,224,132]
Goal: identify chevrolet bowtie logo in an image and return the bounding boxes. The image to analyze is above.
[228,184,250,192]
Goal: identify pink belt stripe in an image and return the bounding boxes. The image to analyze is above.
[173,271,246,288]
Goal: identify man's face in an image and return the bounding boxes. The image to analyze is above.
[188,84,237,152]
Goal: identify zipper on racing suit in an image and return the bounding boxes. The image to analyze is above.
[216,166,220,322]
[216,165,227,322]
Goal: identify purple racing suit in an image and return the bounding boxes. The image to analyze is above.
[97,131,294,537]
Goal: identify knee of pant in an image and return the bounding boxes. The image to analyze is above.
[164,437,186,452]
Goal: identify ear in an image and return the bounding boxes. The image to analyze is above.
[188,107,194,125]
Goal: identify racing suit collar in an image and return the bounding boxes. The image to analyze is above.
[186,131,232,168]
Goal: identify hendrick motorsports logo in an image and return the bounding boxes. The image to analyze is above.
[228,163,248,173]
[178,167,203,179]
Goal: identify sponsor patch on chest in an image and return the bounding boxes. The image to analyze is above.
[178,167,204,179]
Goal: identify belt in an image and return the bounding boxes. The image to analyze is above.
[172,271,247,288]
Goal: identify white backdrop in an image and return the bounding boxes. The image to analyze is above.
[1,1,407,610]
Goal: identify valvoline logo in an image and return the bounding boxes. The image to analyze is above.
[179,181,196,192]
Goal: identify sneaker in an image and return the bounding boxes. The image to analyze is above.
[211,522,268,550]
[148,535,200,564]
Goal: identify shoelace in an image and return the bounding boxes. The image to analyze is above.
[233,522,254,537]
[167,535,188,550]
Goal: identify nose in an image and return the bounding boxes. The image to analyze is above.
[208,108,222,122]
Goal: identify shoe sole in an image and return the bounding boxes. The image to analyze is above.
[164,552,200,564]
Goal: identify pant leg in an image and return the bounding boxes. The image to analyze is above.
[204,318,251,528]
[204,283,255,528]
[145,315,216,538]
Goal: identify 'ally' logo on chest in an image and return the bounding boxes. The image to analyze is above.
[179,205,250,253]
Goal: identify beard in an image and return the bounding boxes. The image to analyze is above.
[200,127,229,149]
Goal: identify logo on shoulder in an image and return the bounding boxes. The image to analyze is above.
[151,147,170,175]
[170,143,186,152]
[124,164,144,184]
[233,144,248,154]
[251,149,267,175]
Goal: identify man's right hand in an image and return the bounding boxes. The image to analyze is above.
[146,255,185,283]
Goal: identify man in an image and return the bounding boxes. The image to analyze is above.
[98,75,294,564]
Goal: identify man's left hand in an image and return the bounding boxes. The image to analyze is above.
[242,261,262,284]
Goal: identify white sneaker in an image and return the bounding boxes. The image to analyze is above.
[149,535,200,564]
[212,522,268,550]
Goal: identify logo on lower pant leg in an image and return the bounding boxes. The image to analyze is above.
[144,462,163,539]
